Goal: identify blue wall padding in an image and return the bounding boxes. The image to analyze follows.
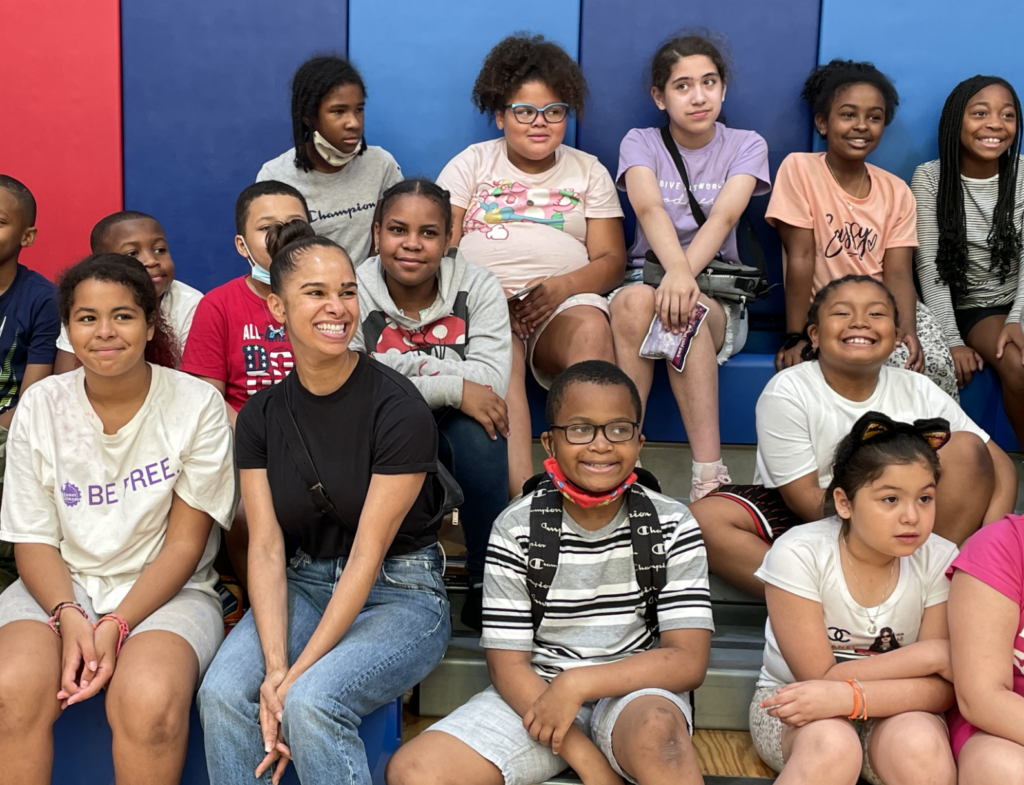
[960,368,1020,452]
[818,0,1024,182]
[576,0,822,321]
[52,694,401,785]
[121,2,348,294]
[348,0,581,182]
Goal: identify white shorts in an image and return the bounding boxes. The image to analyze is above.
[0,578,224,678]
[526,293,611,389]
[430,684,693,785]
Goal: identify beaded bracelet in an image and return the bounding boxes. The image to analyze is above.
[94,614,131,656]
[47,601,90,637]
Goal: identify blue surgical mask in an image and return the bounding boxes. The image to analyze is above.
[242,238,272,285]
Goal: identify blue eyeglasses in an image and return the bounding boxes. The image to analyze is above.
[504,102,570,124]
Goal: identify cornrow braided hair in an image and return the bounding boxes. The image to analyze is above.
[801,275,900,361]
[802,59,899,128]
[472,34,586,120]
[376,179,453,236]
[290,56,368,172]
[934,75,1023,300]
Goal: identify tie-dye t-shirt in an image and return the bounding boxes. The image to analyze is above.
[438,139,623,292]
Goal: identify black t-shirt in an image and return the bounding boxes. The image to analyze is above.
[235,353,439,558]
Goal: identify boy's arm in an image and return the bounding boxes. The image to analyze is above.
[0,363,52,429]
[487,648,624,779]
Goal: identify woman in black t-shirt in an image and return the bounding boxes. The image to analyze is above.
[198,222,451,784]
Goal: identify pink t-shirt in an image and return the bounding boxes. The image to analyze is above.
[946,515,1024,760]
[765,152,918,297]
[438,138,623,292]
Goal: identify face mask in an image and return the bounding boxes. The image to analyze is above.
[542,457,637,509]
[313,131,359,167]
[241,238,272,285]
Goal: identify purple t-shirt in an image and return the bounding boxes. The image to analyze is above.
[617,124,771,267]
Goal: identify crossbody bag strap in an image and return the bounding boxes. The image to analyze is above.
[270,392,349,529]
[526,479,564,630]
[660,125,707,228]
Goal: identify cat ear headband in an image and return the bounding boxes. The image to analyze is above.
[854,411,951,452]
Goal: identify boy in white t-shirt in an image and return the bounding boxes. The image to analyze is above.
[690,275,1017,596]
[54,211,203,373]
[0,255,235,782]
[437,34,626,497]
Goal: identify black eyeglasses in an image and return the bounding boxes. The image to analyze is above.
[504,102,570,124]
[549,421,640,445]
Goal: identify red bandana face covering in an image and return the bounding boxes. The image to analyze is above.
[542,457,637,509]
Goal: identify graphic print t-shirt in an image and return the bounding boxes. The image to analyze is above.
[617,124,771,267]
[765,152,918,296]
[0,264,60,416]
[257,146,403,265]
[180,276,293,412]
[755,517,957,689]
[0,366,236,613]
[438,138,624,292]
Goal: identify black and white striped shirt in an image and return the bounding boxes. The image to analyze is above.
[480,487,714,679]
[911,157,1024,347]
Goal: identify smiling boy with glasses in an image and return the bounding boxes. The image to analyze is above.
[387,360,712,785]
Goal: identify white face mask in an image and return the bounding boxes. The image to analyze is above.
[241,238,272,285]
[313,130,359,167]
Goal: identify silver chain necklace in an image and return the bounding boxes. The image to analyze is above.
[841,533,897,635]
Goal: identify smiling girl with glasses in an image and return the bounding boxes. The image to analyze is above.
[438,34,626,499]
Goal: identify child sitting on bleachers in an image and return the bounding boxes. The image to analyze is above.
[0,254,235,784]
[387,360,712,785]
[751,412,958,785]
[350,178,511,630]
[0,175,59,591]
[912,76,1024,444]
[769,59,959,400]
[257,55,403,265]
[53,209,203,372]
[609,31,771,501]
[691,275,1016,596]
[438,34,626,497]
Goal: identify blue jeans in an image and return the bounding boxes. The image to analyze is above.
[435,408,509,583]
[198,544,450,784]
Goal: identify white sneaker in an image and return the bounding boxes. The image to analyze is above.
[690,463,731,502]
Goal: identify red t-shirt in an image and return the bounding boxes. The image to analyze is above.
[946,515,1024,760]
[180,276,294,412]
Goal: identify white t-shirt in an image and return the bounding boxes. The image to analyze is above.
[56,279,203,356]
[437,138,624,292]
[754,362,988,489]
[0,365,236,613]
[755,517,958,689]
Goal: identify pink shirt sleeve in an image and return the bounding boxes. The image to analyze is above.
[583,158,625,219]
[437,147,478,211]
[885,177,919,249]
[765,154,814,230]
[948,516,1024,606]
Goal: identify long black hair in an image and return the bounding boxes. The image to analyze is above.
[58,254,180,368]
[290,56,368,172]
[934,75,1023,299]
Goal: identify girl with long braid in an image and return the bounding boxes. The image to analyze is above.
[911,76,1024,443]
[257,56,403,265]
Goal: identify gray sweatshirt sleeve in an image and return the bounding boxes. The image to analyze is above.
[378,268,512,408]
[912,164,964,348]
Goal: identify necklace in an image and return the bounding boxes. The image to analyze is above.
[825,155,868,201]
[841,533,897,635]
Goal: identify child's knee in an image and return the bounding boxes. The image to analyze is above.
[942,432,992,480]
[625,704,692,768]
[790,719,862,772]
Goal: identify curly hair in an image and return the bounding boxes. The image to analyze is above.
[649,29,731,91]
[934,76,1023,300]
[472,34,586,121]
[58,254,180,368]
[290,55,368,172]
[802,59,899,129]
[801,275,899,361]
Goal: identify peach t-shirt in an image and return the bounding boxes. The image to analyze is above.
[766,152,918,296]
[438,139,623,292]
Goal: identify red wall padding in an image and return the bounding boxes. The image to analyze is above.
[0,0,123,281]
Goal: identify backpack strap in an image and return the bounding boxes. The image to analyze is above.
[526,479,667,636]
[361,310,390,356]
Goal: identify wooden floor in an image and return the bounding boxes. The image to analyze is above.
[402,712,774,779]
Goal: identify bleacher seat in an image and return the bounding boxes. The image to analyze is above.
[51,693,402,785]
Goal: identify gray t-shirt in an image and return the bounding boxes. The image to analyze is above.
[256,145,403,265]
[481,487,714,679]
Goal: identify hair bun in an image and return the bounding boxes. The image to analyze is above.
[265,220,315,259]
